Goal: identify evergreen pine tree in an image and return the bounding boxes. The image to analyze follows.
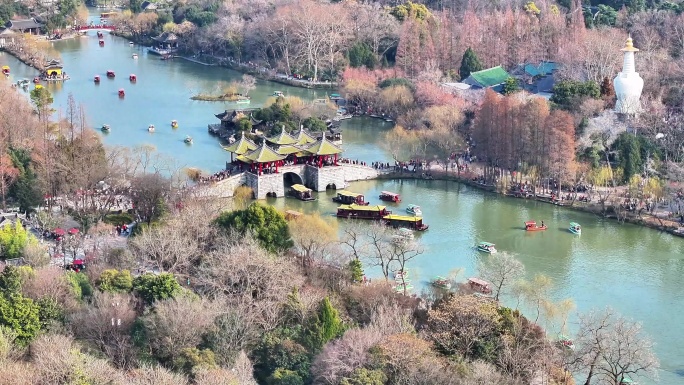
[347,259,364,283]
[304,297,344,350]
[459,47,483,81]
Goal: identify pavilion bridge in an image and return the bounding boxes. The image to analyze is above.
[195,128,379,199]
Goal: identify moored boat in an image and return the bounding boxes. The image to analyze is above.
[94,75,101,83]
[148,124,155,132]
[379,191,401,203]
[129,74,137,82]
[236,98,251,104]
[383,214,428,231]
[1,65,9,76]
[171,120,178,128]
[273,91,284,97]
[118,88,125,97]
[129,41,134,46]
[184,135,193,144]
[97,31,103,38]
[406,204,422,216]
[467,277,492,295]
[289,184,315,201]
[106,70,115,78]
[336,204,390,220]
[332,190,368,205]
[569,222,581,235]
[431,276,451,289]
[101,124,111,132]
[477,242,497,253]
[525,220,547,231]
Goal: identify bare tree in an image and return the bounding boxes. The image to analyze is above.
[130,223,198,275]
[571,308,659,385]
[389,234,424,294]
[365,222,395,280]
[71,293,137,368]
[478,252,525,301]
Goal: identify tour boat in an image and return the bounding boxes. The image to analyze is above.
[431,276,451,290]
[171,120,178,128]
[1,65,9,75]
[406,204,422,216]
[477,242,497,253]
[118,89,125,97]
[289,184,315,201]
[148,124,155,132]
[94,75,101,83]
[467,277,492,295]
[101,124,111,132]
[106,70,115,78]
[525,220,547,231]
[273,91,284,97]
[332,190,368,205]
[569,222,581,235]
[184,135,193,144]
[99,39,105,46]
[336,204,390,220]
[383,214,428,231]
[379,191,401,203]
[129,74,137,82]
[557,335,575,350]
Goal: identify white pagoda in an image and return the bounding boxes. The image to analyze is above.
[613,36,643,115]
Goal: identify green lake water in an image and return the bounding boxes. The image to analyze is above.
[1,11,683,383]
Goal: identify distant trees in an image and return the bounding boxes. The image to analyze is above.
[478,252,525,301]
[472,90,577,189]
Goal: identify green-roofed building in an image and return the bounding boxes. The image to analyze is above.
[524,61,557,77]
[265,126,297,145]
[292,129,318,146]
[463,66,511,91]
[276,145,304,156]
[303,136,343,156]
[222,132,258,162]
[243,144,286,164]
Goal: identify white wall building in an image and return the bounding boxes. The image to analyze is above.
[613,36,643,115]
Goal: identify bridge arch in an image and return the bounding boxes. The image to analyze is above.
[283,172,303,188]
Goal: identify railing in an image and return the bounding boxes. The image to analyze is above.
[74,25,116,31]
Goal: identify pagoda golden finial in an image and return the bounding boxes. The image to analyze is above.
[621,35,639,52]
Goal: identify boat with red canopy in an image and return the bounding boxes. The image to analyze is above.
[525,220,547,231]
[379,191,401,203]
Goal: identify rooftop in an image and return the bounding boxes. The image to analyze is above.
[466,66,511,88]
[524,61,557,77]
[222,132,258,155]
[302,135,342,156]
[5,18,43,30]
[265,127,297,145]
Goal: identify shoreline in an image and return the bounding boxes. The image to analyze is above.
[376,171,684,238]
[113,32,338,90]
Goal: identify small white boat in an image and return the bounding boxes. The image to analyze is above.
[406,204,422,216]
[392,228,414,244]
[132,53,138,59]
[171,120,178,128]
[129,41,134,46]
[148,124,155,132]
[184,135,193,144]
[569,222,581,235]
[477,242,497,254]
[101,124,111,132]
[273,91,284,97]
